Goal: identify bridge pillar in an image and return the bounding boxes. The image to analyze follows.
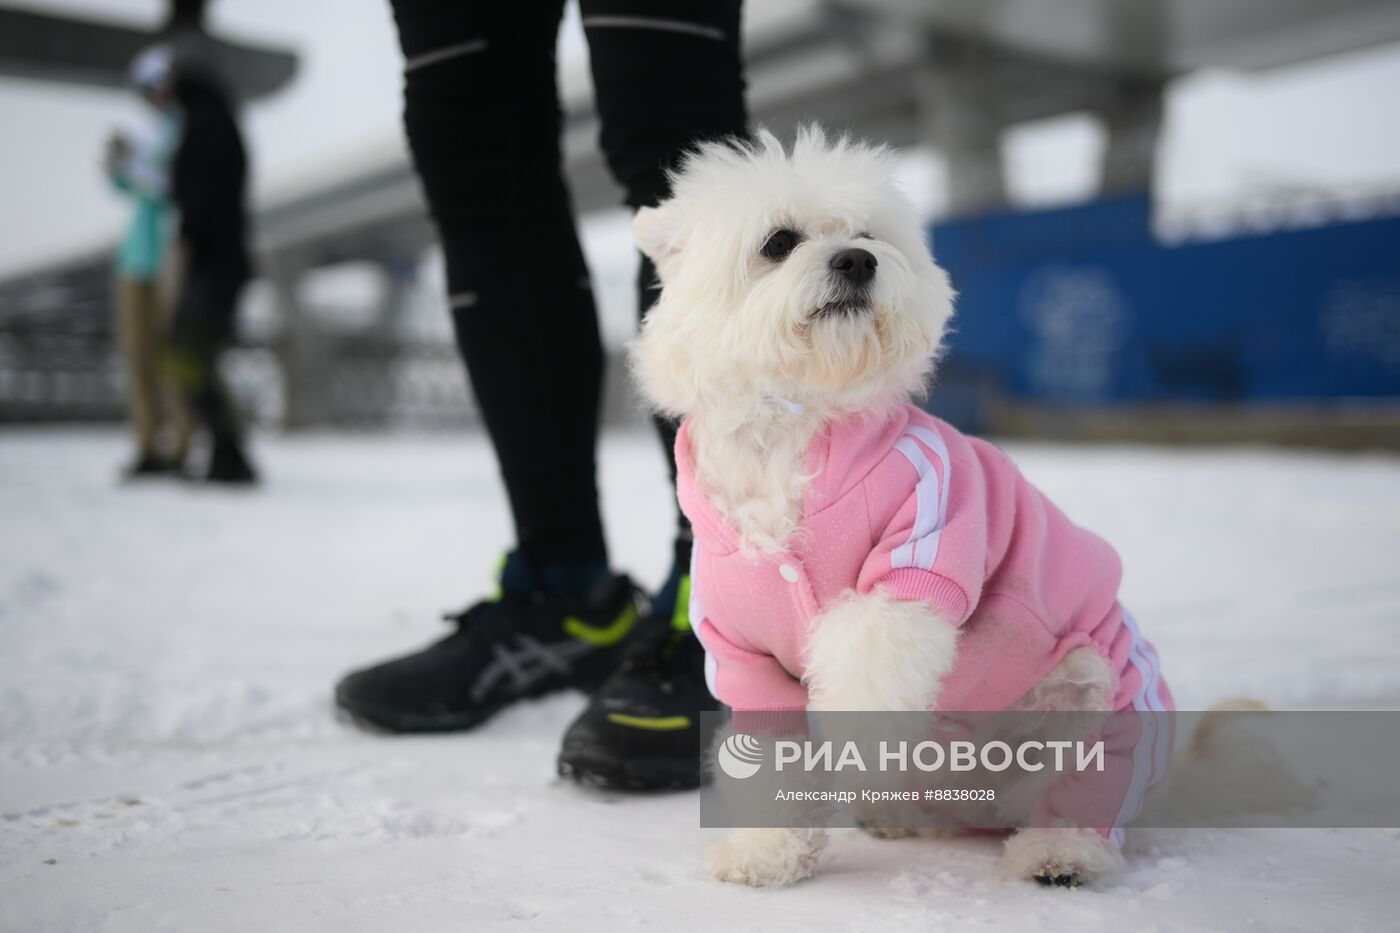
[269,263,325,430]
[919,38,1009,218]
[1100,79,1164,194]
[366,260,414,424]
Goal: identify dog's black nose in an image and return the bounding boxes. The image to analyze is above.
[830,248,877,286]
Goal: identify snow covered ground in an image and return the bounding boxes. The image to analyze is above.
[2,427,1399,931]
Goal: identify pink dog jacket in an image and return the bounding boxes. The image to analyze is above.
[678,404,1174,718]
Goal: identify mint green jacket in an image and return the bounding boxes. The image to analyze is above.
[110,113,179,281]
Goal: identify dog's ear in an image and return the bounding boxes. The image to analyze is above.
[633,203,684,274]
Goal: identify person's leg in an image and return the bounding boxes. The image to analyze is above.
[556,0,747,790]
[583,0,748,574]
[167,267,256,483]
[135,280,177,460]
[336,1,646,735]
[154,267,191,468]
[167,387,192,468]
[116,276,160,466]
[392,0,608,576]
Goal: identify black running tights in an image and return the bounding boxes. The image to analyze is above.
[389,0,747,565]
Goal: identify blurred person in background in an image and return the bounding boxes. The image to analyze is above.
[164,48,258,485]
[104,46,189,479]
[335,1,747,791]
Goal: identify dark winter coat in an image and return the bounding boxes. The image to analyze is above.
[170,67,252,328]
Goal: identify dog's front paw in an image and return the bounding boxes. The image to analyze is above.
[1002,828,1124,887]
[704,829,826,887]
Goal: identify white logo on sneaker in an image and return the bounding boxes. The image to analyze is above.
[717,732,764,780]
[470,636,593,701]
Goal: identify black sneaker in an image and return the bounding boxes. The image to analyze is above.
[205,437,258,485]
[557,571,717,790]
[335,557,643,734]
[121,454,181,480]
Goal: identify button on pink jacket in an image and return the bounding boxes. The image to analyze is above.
[678,404,1172,715]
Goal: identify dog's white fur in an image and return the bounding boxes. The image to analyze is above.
[1001,827,1125,882]
[630,127,1121,887]
[702,828,829,887]
[632,127,953,553]
[805,587,959,713]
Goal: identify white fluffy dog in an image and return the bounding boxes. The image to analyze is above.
[629,127,1154,887]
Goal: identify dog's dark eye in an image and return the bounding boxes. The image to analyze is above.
[761,229,800,261]
[856,232,873,240]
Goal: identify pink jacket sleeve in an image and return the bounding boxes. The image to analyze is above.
[856,424,987,626]
[694,618,810,712]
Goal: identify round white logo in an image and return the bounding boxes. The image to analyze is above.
[716,732,764,780]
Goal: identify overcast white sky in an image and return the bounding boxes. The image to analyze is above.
[2,0,1400,277]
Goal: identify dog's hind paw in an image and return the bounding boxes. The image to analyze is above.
[704,828,826,887]
[1034,870,1083,888]
[1002,828,1123,887]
